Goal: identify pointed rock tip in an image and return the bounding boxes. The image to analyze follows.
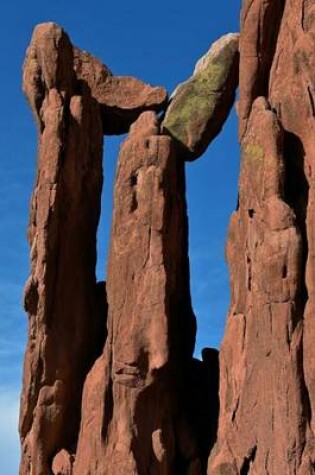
[129,111,159,138]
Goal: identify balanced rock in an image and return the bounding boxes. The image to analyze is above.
[162,33,239,161]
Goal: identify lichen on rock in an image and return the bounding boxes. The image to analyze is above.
[162,33,239,161]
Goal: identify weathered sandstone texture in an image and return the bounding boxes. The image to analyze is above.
[162,33,239,160]
[20,23,104,475]
[20,23,171,475]
[209,0,315,473]
[73,111,198,474]
[21,3,315,473]
[73,47,168,134]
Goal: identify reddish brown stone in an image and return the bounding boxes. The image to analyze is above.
[73,111,197,474]
[73,49,168,135]
[209,98,305,474]
[21,6,315,474]
[20,23,173,475]
[94,75,168,135]
[52,450,74,475]
[238,0,285,140]
[20,23,105,475]
[209,0,315,472]
[269,1,315,467]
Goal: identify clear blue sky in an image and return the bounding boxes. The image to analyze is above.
[0,1,240,473]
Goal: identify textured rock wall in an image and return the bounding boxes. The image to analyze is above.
[74,111,197,474]
[20,23,170,475]
[19,24,105,475]
[20,6,315,474]
[209,0,315,473]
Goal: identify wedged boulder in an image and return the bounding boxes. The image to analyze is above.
[24,22,168,137]
[73,111,197,474]
[162,33,239,161]
[73,47,168,135]
[91,74,168,135]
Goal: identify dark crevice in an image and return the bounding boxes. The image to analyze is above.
[283,132,309,309]
[282,264,287,279]
[283,130,312,455]
[130,193,138,212]
[185,349,220,473]
[248,209,255,219]
[240,445,257,475]
[246,254,252,291]
[130,174,138,187]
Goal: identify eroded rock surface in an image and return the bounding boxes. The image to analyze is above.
[162,33,239,160]
[209,0,315,472]
[20,23,104,475]
[238,0,285,140]
[209,98,306,474]
[20,5,315,474]
[20,23,169,475]
[73,111,198,474]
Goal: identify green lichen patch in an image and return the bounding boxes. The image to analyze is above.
[243,143,265,162]
[162,33,239,159]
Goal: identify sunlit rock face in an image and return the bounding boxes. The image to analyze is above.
[20,22,223,475]
[209,1,315,473]
[20,4,315,473]
[19,23,174,475]
[20,23,105,475]
[74,111,199,474]
[162,33,239,161]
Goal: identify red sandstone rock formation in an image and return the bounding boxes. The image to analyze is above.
[21,5,315,474]
[20,23,104,475]
[73,111,197,474]
[209,0,315,473]
[73,48,168,135]
[20,23,170,475]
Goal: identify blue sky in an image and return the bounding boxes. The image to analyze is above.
[0,1,240,472]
